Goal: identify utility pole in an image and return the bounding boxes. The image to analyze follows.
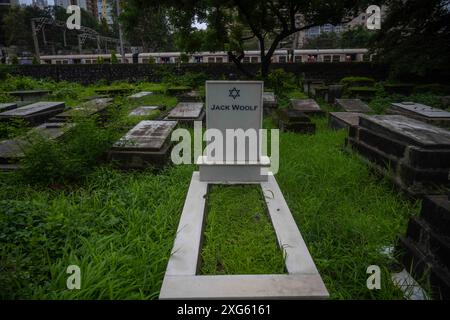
[116,0,125,63]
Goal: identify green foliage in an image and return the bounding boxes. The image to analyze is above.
[10,55,18,65]
[179,53,189,63]
[414,84,450,95]
[266,69,297,98]
[147,56,156,64]
[32,56,40,65]
[111,51,119,64]
[340,76,376,87]
[96,56,105,64]
[18,119,117,185]
[162,71,207,88]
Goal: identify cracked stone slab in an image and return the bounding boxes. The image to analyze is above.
[128,106,160,117]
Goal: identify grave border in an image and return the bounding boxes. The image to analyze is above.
[159,171,329,299]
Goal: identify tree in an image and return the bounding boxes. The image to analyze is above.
[123,0,375,78]
[372,0,450,77]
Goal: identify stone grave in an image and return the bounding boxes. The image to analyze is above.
[128,91,153,99]
[166,86,192,96]
[128,106,161,117]
[176,90,203,102]
[327,85,344,104]
[164,102,205,123]
[7,90,51,101]
[108,120,177,169]
[303,79,325,97]
[346,115,450,196]
[313,86,328,100]
[397,195,450,299]
[291,99,324,116]
[0,122,74,170]
[160,80,328,299]
[263,92,278,115]
[0,101,65,126]
[48,98,113,123]
[329,112,363,130]
[335,99,372,113]
[388,102,450,128]
[278,108,316,134]
[0,103,17,113]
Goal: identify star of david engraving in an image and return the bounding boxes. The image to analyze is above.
[229,87,240,100]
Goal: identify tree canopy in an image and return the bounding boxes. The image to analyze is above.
[123,0,376,78]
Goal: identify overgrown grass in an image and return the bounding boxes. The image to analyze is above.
[201,185,285,275]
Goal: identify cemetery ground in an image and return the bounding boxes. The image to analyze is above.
[1,75,449,300]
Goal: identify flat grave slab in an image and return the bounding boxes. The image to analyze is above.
[291,99,324,115]
[128,106,161,117]
[0,103,17,113]
[388,102,450,128]
[48,98,113,122]
[0,122,74,170]
[176,90,203,102]
[128,91,153,99]
[329,112,363,130]
[7,90,51,101]
[109,120,177,169]
[347,115,450,196]
[165,102,205,123]
[0,101,65,125]
[335,99,372,113]
[278,108,315,134]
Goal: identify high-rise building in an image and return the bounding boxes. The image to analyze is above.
[32,0,48,9]
[97,0,113,25]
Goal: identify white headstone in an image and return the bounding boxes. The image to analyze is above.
[205,81,263,162]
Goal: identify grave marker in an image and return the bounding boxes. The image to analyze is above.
[0,103,17,113]
[0,101,65,125]
[291,99,324,115]
[347,115,450,196]
[48,98,113,123]
[329,112,363,130]
[335,99,372,113]
[165,102,205,123]
[160,80,329,299]
[108,120,177,169]
[388,102,450,128]
[128,91,153,99]
[128,106,161,117]
[277,109,316,134]
[263,92,278,115]
[7,90,51,101]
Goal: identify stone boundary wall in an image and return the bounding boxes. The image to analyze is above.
[3,62,389,84]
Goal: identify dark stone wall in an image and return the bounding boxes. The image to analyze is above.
[4,62,389,84]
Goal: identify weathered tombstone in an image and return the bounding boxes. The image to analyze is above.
[314,86,328,100]
[166,86,192,96]
[263,92,278,115]
[347,114,450,196]
[291,99,324,116]
[128,91,153,99]
[303,79,325,97]
[0,101,65,126]
[48,98,113,123]
[165,102,205,123]
[128,106,161,117]
[397,195,450,299]
[108,120,177,169]
[335,99,372,113]
[176,90,203,102]
[388,102,450,128]
[160,80,328,300]
[0,103,18,113]
[327,85,343,104]
[329,112,363,130]
[7,90,51,101]
[0,122,74,170]
[278,108,316,134]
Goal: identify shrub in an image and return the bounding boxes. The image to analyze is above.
[96,56,104,64]
[147,56,156,64]
[10,55,18,65]
[413,84,450,95]
[340,76,376,88]
[32,56,40,65]
[266,69,297,98]
[18,118,117,185]
[180,53,190,63]
[111,51,119,64]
